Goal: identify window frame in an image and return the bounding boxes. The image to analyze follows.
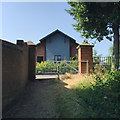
[54,55,61,61]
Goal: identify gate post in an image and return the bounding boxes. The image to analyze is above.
[28,42,36,81]
[77,42,94,74]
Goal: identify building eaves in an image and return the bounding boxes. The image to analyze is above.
[41,29,76,41]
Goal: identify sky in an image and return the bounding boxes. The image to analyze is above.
[1,2,113,56]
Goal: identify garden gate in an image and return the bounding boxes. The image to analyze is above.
[36,60,89,75]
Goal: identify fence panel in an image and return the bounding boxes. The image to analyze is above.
[93,56,112,70]
[36,61,79,75]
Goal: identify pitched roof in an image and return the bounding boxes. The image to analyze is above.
[77,42,94,49]
[37,29,78,46]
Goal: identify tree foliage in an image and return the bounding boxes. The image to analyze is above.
[93,49,102,64]
[93,49,102,57]
[66,2,120,41]
[109,43,120,56]
[109,43,120,65]
[109,45,113,56]
[66,2,120,68]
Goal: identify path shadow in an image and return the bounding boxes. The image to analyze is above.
[3,76,119,119]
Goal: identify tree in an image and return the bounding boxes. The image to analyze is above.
[93,49,102,63]
[109,43,120,56]
[93,49,102,58]
[108,44,113,56]
[109,43,120,65]
[66,2,120,68]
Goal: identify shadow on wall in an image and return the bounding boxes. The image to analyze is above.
[2,39,36,115]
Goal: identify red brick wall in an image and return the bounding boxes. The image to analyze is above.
[78,48,81,73]
[2,39,36,114]
[36,40,78,61]
[36,41,46,61]
[70,40,78,58]
[78,45,93,74]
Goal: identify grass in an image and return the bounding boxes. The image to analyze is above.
[55,70,120,118]
[55,73,96,118]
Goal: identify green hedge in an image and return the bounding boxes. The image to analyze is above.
[36,60,78,74]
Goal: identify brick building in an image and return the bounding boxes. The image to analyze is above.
[36,29,79,62]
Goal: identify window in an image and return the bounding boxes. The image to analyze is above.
[54,55,61,61]
[37,56,43,63]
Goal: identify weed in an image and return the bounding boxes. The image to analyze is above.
[55,68,120,118]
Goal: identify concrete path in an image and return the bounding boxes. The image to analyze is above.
[36,75,58,79]
[4,79,59,118]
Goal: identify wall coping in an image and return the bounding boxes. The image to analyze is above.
[77,43,94,49]
[27,41,36,46]
[1,39,23,52]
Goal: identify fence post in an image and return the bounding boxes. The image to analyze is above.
[57,65,59,79]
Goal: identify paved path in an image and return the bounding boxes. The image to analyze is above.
[4,79,59,118]
[36,75,58,79]
[36,75,65,80]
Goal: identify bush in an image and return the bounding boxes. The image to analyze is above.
[55,67,120,118]
[36,60,78,74]
[74,68,120,118]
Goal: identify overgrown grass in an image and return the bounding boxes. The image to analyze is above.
[55,69,120,118]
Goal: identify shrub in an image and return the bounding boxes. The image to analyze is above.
[74,68,120,118]
[55,67,120,118]
[36,60,78,74]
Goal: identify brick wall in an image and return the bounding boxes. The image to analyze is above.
[70,40,78,58]
[78,43,94,74]
[36,41,46,61]
[2,39,36,115]
[36,40,78,61]
[28,45,36,81]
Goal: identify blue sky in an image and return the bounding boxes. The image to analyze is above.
[2,2,113,56]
